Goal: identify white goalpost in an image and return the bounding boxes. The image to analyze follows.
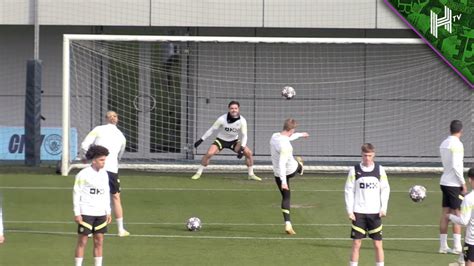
[61,34,472,176]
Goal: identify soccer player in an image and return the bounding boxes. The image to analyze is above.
[439,120,466,254]
[344,143,390,266]
[449,168,474,266]
[81,111,129,237]
[270,118,308,234]
[192,101,261,181]
[73,145,112,266]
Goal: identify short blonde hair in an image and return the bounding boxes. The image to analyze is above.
[283,118,297,131]
[106,111,117,119]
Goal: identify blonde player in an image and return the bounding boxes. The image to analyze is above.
[81,111,129,237]
[192,101,261,181]
[439,120,465,254]
[449,168,474,266]
[270,118,308,234]
[74,145,112,266]
[345,143,390,266]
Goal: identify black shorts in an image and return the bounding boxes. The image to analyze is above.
[464,243,474,262]
[77,215,108,235]
[107,171,121,194]
[440,185,463,209]
[213,138,239,151]
[350,213,383,240]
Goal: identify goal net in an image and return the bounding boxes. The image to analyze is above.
[62,35,473,175]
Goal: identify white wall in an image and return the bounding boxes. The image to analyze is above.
[264,0,375,28]
[0,0,33,24]
[0,0,409,29]
[152,0,263,27]
[39,0,150,26]
[376,0,407,29]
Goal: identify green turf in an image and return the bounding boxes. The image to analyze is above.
[0,169,464,265]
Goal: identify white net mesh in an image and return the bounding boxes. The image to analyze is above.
[64,35,473,174]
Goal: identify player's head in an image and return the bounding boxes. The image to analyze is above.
[361,143,375,166]
[85,145,109,169]
[106,111,119,125]
[468,168,474,180]
[283,118,297,134]
[228,101,240,118]
[468,168,474,188]
[450,120,463,135]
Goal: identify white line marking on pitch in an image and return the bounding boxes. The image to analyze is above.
[0,186,440,193]
[7,229,439,241]
[4,220,438,227]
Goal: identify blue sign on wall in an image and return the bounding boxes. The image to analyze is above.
[0,127,77,160]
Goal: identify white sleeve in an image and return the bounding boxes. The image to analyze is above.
[278,143,291,185]
[201,117,222,140]
[240,117,248,147]
[452,144,465,184]
[344,167,356,214]
[379,166,390,214]
[449,197,472,226]
[289,133,304,141]
[104,176,112,215]
[80,127,98,159]
[73,173,83,216]
[118,133,126,161]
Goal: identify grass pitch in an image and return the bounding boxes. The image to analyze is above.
[0,168,464,265]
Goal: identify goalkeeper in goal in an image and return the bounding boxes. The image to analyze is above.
[192,100,261,181]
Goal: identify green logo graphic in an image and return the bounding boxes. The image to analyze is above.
[384,0,473,88]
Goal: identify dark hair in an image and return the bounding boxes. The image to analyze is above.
[228,101,240,108]
[85,145,109,160]
[361,143,375,153]
[468,168,474,179]
[450,120,463,134]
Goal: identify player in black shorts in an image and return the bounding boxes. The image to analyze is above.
[73,145,112,266]
[192,101,261,181]
[270,118,309,235]
[213,138,239,151]
[345,144,390,266]
[350,213,383,240]
[439,120,466,254]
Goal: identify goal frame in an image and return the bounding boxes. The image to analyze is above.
[62,34,430,176]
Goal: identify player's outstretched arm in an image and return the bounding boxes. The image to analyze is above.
[194,139,203,148]
[196,117,223,148]
[289,132,309,141]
